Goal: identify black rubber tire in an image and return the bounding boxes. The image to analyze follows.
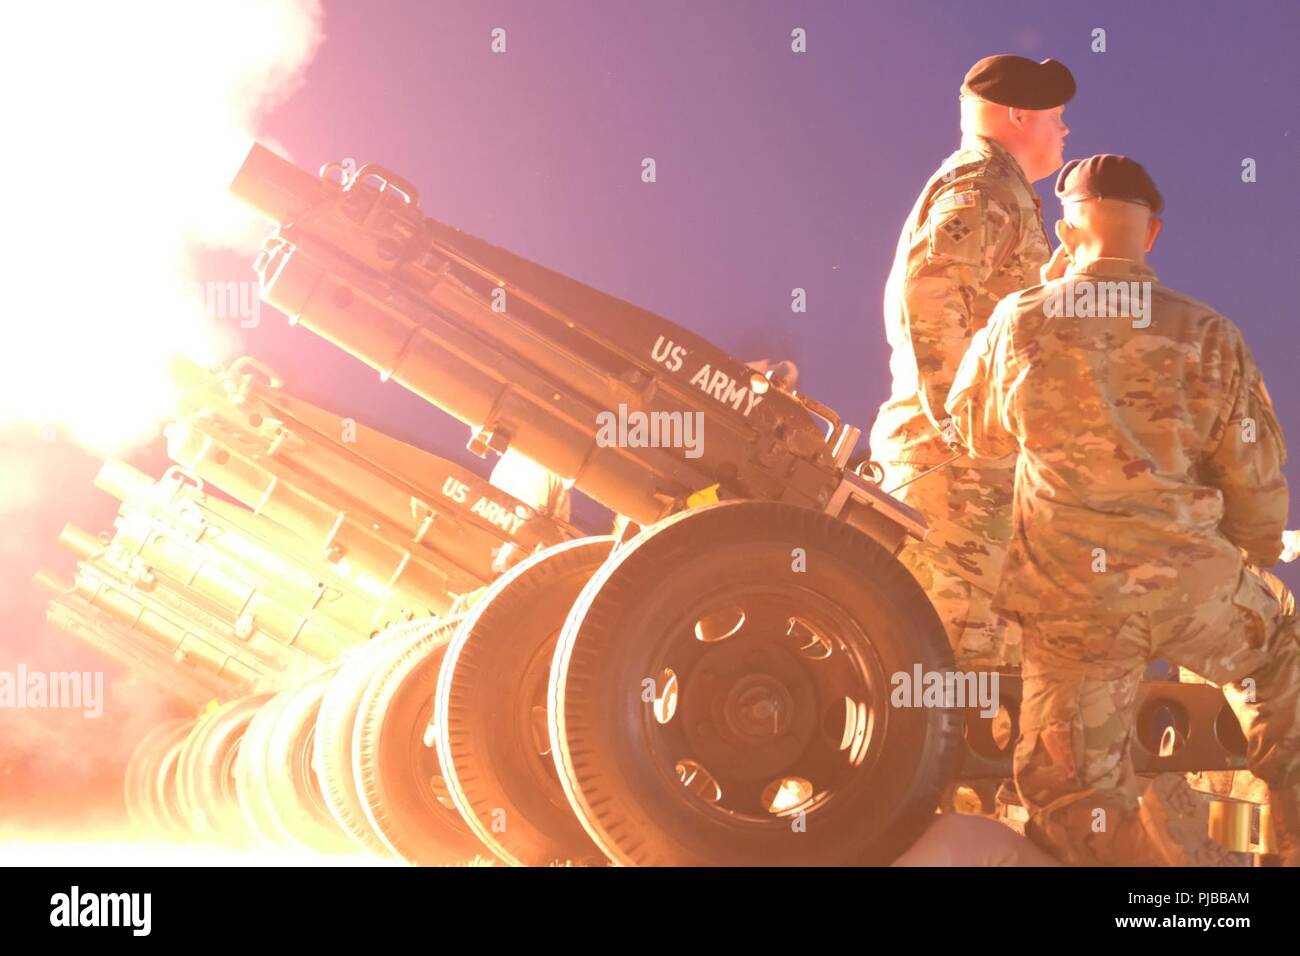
[264,667,356,854]
[176,693,275,845]
[354,617,483,865]
[314,619,441,856]
[435,537,614,866]
[549,501,962,866]
[124,717,195,836]
[235,688,298,847]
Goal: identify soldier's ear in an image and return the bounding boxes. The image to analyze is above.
[1145,216,1163,254]
[1054,218,1075,251]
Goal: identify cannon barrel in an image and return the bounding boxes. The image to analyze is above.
[231,145,924,547]
[59,518,313,674]
[231,142,333,225]
[98,460,389,637]
[91,461,379,658]
[164,357,577,619]
[43,562,278,694]
[40,577,239,707]
[54,534,304,692]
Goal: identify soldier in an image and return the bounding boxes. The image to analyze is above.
[486,446,574,574]
[945,154,1300,865]
[489,447,572,524]
[869,54,1074,670]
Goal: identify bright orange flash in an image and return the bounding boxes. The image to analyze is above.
[0,1,324,453]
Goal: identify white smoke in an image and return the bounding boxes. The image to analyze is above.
[0,0,325,452]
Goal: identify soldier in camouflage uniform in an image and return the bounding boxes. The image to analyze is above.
[489,447,572,524]
[488,447,574,573]
[869,55,1075,670]
[946,154,1300,866]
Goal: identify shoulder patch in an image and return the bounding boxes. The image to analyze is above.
[937,214,974,243]
[925,187,985,265]
[931,189,977,215]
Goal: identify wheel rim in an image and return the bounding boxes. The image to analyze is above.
[518,628,563,788]
[641,581,890,823]
[297,725,337,825]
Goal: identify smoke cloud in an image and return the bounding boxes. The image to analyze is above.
[0,0,325,453]
[0,0,326,830]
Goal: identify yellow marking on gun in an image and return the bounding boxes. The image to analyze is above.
[685,484,720,509]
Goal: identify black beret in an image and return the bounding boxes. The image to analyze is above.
[1055,154,1164,214]
[961,55,1076,110]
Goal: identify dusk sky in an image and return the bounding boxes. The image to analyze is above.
[2,0,1296,819]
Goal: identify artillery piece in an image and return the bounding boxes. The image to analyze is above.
[220,144,1257,866]
[42,143,1261,866]
[162,358,584,857]
[229,144,963,866]
[43,370,578,856]
[165,356,579,618]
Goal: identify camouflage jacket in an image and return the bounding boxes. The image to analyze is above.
[946,257,1290,613]
[869,134,1051,466]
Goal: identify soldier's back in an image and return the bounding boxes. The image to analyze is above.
[992,259,1254,612]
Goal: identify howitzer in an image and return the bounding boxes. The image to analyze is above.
[46,518,337,844]
[231,145,926,549]
[224,147,1266,865]
[39,575,239,708]
[165,356,580,621]
[86,364,588,855]
[52,530,290,693]
[227,145,953,868]
[40,359,586,855]
[93,460,382,656]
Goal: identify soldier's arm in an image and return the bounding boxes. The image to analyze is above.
[944,299,1019,459]
[549,476,573,524]
[901,181,1020,439]
[1204,334,1289,565]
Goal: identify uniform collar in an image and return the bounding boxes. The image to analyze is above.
[959,134,1036,196]
[1066,257,1158,282]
